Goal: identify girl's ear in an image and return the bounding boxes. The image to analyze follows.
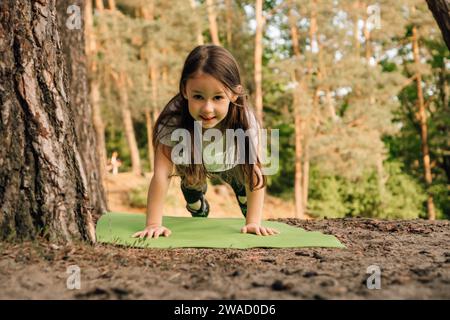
[181,87,188,100]
[231,85,243,102]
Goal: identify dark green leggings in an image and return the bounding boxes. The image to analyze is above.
[180,166,247,217]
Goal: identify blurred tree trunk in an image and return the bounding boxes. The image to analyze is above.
[85,0,108,194]
[145,109,154,172]
[95,0,104,10]
[148,64,159,172]
[107,0,116,11]
[254,0,264,124]
[109,0,142,176]
[190,0,204,45]
[352,0,361,59]
[363,19,372,62]
[426,0,450,50]
[302,0,318,213]
[114,71,142,176]
[140,3,157,172]
[288,0,305,219]
[225,0,233,48]
[412,25,436,220]
[326,89,338,122]
[0,0,105,242]
[206,0,221,45]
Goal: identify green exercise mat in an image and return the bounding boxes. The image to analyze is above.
[96,212,345,249]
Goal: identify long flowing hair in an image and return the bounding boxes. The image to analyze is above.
[152,45,266,191]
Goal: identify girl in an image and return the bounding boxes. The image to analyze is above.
[132,45,279,239]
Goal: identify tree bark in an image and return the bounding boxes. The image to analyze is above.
[0,0,105,242]
[426,0,450,50]
[412,25,436,220]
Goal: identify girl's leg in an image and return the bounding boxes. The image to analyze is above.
[215,167,247,217]
[229,177,247,217]
[180,179,209,217]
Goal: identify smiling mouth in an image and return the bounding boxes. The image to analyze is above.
[200,116,216,121]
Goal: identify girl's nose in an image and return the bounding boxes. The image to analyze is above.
[202,100,214,112]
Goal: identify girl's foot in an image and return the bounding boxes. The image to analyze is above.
[186,194,209,218]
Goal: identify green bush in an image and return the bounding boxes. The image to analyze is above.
[127,185,148,208]
[307,161,426,219]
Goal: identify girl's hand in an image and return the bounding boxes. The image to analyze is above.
[241,223,279,236]
[132,224,172,239]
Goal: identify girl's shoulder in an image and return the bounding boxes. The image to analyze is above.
[156,100,183,147]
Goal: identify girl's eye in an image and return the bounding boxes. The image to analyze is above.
[214,96,223,100]
[193,95,203,100]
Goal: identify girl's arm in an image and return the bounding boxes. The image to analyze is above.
[241,166,279,236]
[133,144,174,238]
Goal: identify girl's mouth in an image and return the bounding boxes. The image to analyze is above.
[200,116,216,121]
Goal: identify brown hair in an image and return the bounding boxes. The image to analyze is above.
[152,45,266,191]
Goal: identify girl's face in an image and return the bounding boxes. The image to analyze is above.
[183,72,237,130]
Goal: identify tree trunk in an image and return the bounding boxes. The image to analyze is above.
[95,0,104,10]
[116,72,142,176]
[145,109,154,172]
[294,95,305,219]
[225,0,233,48]
[190,0,204,45]
[107,0,116,11]
[364,20,372,62]
[412,25,436,220]
[302,139,310,212]
[108,0,142,176]
[353,0,361,59]
[426,0,450,50]
[0,0,105,242]
[254,0,264,124]
[289,0,305,219]
[148,63,160,172]
[326,89,338,122]
[302,0,318,212]
[85,0,109,195]
[206,0,221,45]
[140,2,157,172]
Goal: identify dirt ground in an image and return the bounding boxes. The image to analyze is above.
[0,172,449,299]
[1,217,449,299]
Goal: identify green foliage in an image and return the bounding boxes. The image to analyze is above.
[127,185,148,208]
[308,161,426,219]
